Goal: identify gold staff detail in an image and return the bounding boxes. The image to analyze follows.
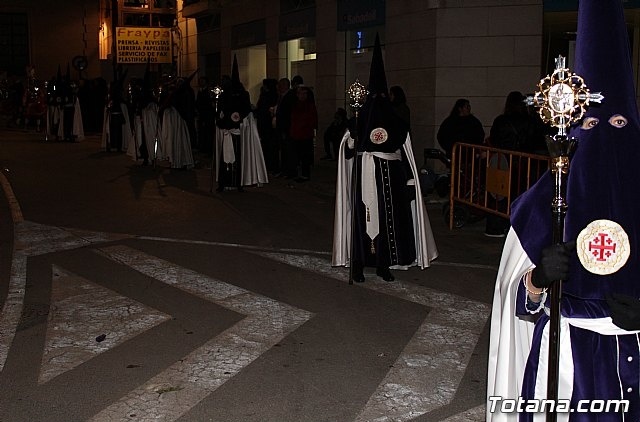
[526,55,604,422]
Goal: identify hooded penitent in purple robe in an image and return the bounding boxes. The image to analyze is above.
[488,1,640,420]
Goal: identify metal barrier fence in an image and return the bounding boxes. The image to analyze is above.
[448,142,551,229]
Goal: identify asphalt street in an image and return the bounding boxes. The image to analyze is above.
[0,126,505,421]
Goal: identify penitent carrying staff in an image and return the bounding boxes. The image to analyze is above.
[331,33,437,283]
[487,1,640,421]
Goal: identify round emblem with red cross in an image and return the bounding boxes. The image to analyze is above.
[370,128,388,144]
[577,219,630,275]
[231,112,241,123]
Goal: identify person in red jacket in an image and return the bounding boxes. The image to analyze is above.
[288,85,318,182]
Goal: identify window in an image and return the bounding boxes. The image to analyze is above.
[119,0,176,27]
[123,0,149,8]
[0,13,29,76]
[349,27,384,55]
[196,13,221,32]
[123,13,151,26]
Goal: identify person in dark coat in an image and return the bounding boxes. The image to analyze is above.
[436,98,485,159]
[254,78,279,171]
[321,107,348,160]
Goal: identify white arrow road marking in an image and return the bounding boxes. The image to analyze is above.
[90,245,313,422]
[253,252,491,422]
[40,265,171,384]
[0,221,131,371]
[0,220,490,421]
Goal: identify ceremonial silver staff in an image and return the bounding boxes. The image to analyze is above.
[346,79,367,285]
[152,84,162,170]
[43,80,50,141]
[526,55,603,421]
[209,85,223,193]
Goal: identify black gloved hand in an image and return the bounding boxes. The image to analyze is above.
[347,117,358,141]
[607,293,640,331]
[530,240,576,289]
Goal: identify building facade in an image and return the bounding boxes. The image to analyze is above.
[3,0,640,159]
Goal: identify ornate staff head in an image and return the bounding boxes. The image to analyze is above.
[347,78,367,117]
[527,55,604,211]
[211,85,223,99]
[210,85,223,113]
[526,55,603,143]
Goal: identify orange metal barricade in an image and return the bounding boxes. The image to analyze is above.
[448,142,551,229]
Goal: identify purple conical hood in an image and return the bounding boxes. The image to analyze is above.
[511,0,640,301]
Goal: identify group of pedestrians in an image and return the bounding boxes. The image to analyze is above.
[258,75,318,184]
[95,57,323,195]
[435,90,549,237]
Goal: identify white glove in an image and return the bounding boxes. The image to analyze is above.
[347,134,355,150]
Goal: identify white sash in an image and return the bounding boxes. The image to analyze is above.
[360,150,402,240]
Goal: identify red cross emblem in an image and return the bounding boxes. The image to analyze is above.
[588,232,617,261]
[370,127,388,144]
[577,219,630,275]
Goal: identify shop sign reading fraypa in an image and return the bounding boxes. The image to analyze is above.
[116,27,172,64]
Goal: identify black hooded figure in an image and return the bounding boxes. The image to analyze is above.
[106,66,128,152]
[128,59,156,164]
[60,63,77,141]
[45,65,64,140]
[215,55,252,192]
[171,71,198,150]
[331,34,438,282]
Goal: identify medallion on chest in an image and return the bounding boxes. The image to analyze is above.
[577,219,630,275]
[370,127,388,144]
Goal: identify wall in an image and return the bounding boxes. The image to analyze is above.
[383,0,543,164]
[0,0,101,81]
[3,0,548,163]
[432,1,543,153]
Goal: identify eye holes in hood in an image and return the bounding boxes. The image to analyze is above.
[580,114,628,130]
[581,117,599,130]
[608,114,628,128]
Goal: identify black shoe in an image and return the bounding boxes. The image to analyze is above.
[295,176,309,183]
[376,267,395,282]
[352,262,365,283]
[216,186,224,192]
[352,271,365,283]
[238,187,244,192]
